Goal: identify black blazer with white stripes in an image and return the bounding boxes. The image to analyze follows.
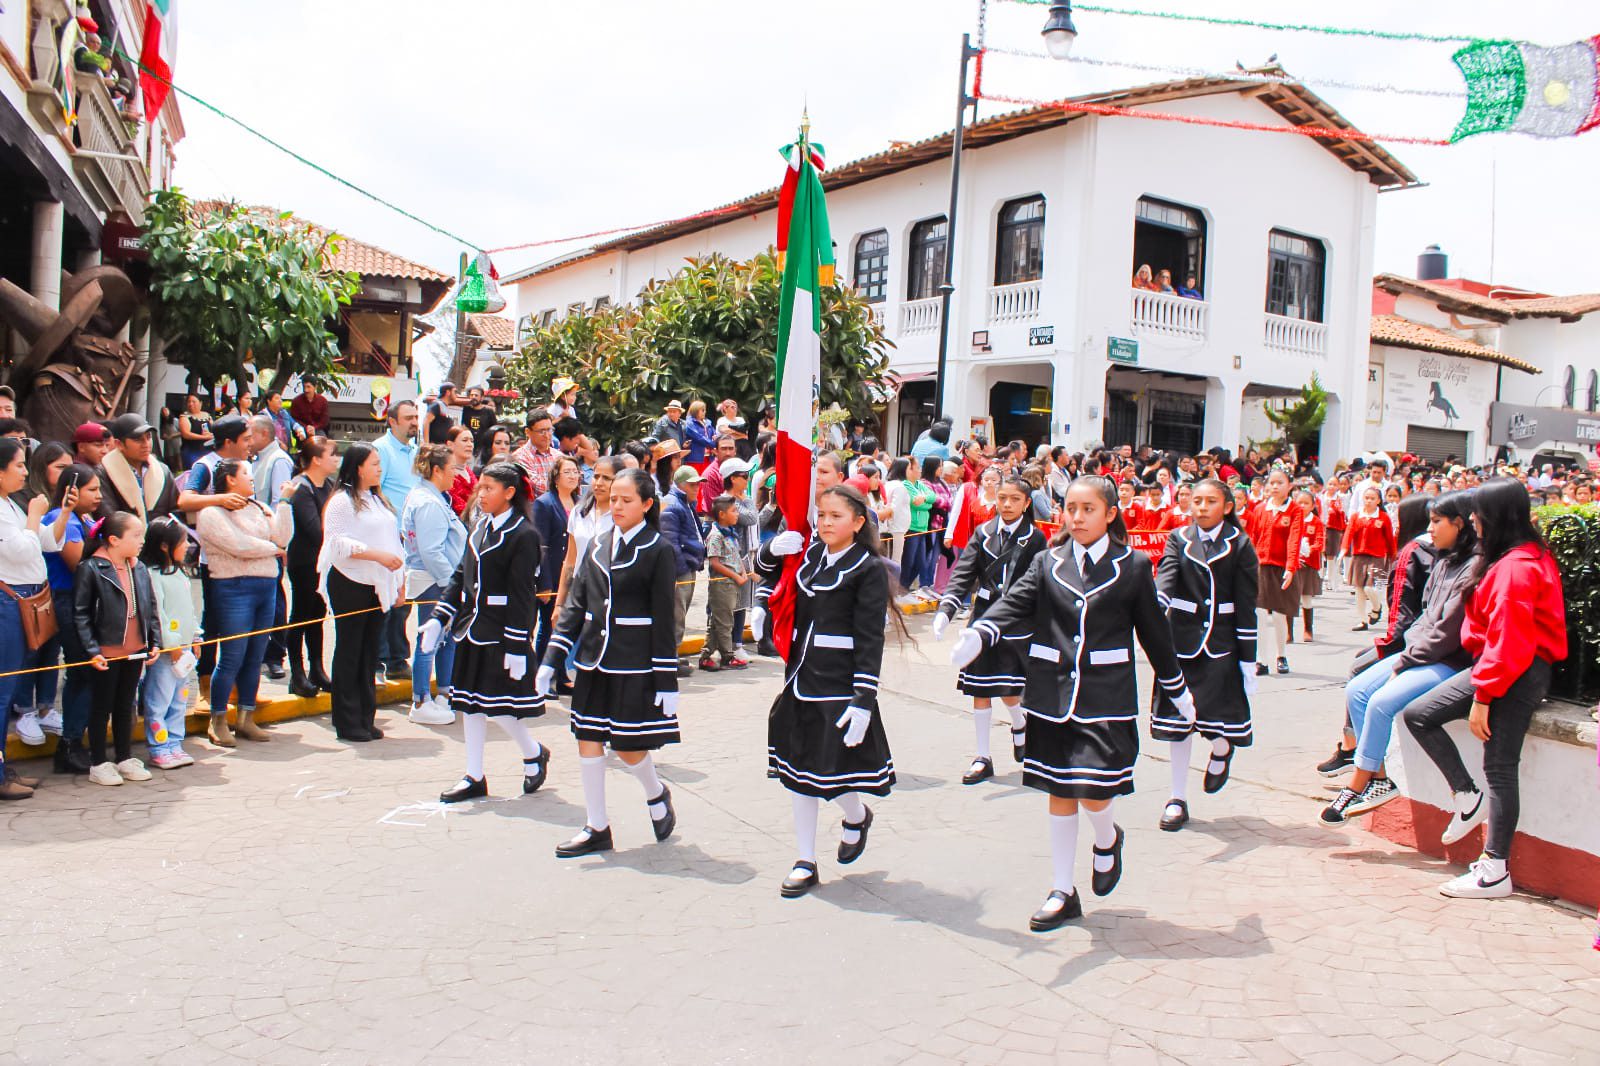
[544,525,680,691]
[972,540,1189,724]
[1155,524,1260,662]
[779,542,889,713]
[433,511,542,648]
[936,516,1046,623]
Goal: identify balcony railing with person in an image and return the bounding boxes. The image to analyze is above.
[900,296,942,337]
[1263,312,1328,359]
[988,279,1042,324]
[72,76,151,223]
[1131,288,1208,342]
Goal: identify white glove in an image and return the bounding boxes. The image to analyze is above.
[504,654,526,680]
[418,618,442,655]
[1299,539,1311,559]
[931,612,950,641]
[1172,691,1197,724]
[1241,663,1259,697]
[655,691,679,718]
[769,530,805,557]
[749,606,767,641]
[950,628,983,669]
[535,664,556,697]
[836,705,871,747]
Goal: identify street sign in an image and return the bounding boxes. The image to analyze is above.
[1107,336,1139,365]
[1029,326,1054,346]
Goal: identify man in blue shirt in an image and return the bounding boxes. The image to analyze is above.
[373,400,419,680]
[910,420,953,466]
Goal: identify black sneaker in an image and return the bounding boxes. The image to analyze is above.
[1276,657,1290,675]
[1320,788,1360,826]
[1346,777,1400,816]
[1316,745,1356,778]
[1255,662,1269,677]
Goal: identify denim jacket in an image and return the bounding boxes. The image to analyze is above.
[400,481,468,589]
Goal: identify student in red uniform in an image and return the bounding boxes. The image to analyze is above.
[1166,483,1193,529]
[1340,484,1395,630]
[1290,488,1325,643]
[1322,476,1348,591]
[1116,480,1140,529]
[1401,479,1567,899]
[1248,469,1304,676]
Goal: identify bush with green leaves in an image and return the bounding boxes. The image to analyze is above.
[1534,502,1600,698]
[503,251,892,448]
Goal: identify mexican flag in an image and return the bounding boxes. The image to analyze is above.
[768,135,834,661]
[1452,36,1600,141]
[139,0,178,119]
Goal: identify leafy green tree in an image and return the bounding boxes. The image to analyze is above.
[142,190,361,396]
[1264,372,1329,456]
[503,251,893,447]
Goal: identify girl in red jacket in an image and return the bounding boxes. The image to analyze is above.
[1321,477,1348,592]
[1248,469,1304,676]
[1291,488,1325,643]
[1401,479,1567,899]
[1340,485,1396,630]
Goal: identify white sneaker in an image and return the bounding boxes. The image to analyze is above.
[430,695,457,722]
[116,758,153,782]
[1440,856,1513,899]
[1440,789,1488,845]
[37,708,63,736]
[167,750,195,768]
[14,711,45,746]
[88,762,124,786]
[409,699,454,727]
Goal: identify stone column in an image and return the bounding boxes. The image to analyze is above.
[30,200,64,312]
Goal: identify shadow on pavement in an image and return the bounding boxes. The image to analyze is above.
[1050,911,1270,987]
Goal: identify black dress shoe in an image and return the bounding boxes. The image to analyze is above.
[649,785,676,841]
[54,740,91,775]
[309,667,333,691]
[837,805,873,864]
[555,825,614,858]
[1028,889,1083,931]
[1276,657,1290,675]
[1011,728,1027,764]
[961,757,994,785]
[264,662,287,681]
[522,747,552,794]
[554,679,575,697]
[440,776,488,803]
[757,637,779,658]
[1159,799,1189,832]
[780,860,819,898]
[1204,744,1235,794]
[288,673,319,699]
[366,726,385,740]
[1255,662,1270,677]
[1091,825,1125,897]
[338,731,373,743]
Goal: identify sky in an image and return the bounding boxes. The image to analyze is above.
[171,0,1600,304]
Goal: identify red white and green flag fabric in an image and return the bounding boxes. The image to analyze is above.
[1452,36,1600,141]
[775,139,825,272]
[768,134,834,661]
[139,0,178,119]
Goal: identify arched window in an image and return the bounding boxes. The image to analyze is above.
[1133,196,1206,297]
[1563,365,1577,407]
[907,217,948,301]
[1587,369,1598,413]
[853,230,889,303]
[995,196,1045,285]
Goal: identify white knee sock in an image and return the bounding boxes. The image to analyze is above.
[579,755,609,830]
[1169,737,1193,803]
[1085,803,1118,873]
[835,792,866,844]
[1006,702,1026,732]
[973,706,993,760]
[1273,613,1289,651]
[628,755,668,815]
[791,792,819,865]
[492,715,542,761]
[1049,813,1079,894]
[462,713,488,780]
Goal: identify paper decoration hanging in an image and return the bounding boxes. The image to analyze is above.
[454,252,506,314]
[1451,37,1600,141]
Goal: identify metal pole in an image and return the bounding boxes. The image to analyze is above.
[934,34,980,426]
[452,251,468,385]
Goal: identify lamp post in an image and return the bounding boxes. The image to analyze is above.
[932,3,1077,429]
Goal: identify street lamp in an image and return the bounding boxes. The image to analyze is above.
[932,4,1077,434]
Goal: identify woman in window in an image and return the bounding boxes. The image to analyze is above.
[1132,264,1160,291]
[1176,274,1202,299]
[1156,269,1177,294]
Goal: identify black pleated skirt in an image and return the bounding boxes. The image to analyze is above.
[767,688,894,800]
[449,641,546,719]
[1022,711,1138,800]
[1150,654,1253,746]
[957,640,1026,698]
[569,667,680,750]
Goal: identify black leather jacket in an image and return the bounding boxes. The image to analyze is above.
[73,556,161,659]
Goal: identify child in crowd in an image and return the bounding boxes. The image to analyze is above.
[701,495,751,672]
[1343,485,1396,631]
[140,516,199,770]
[1292,488,1325,643]
[73,513,161,786]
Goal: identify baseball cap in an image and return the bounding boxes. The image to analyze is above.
[673,465,704,486]
[109,412,154,439]
[719,456,752,480]
[73,422,111,444]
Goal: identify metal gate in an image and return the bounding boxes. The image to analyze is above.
[1105,391,1139,448]
[1147,390,1204,454]
[1405,425,1469,465]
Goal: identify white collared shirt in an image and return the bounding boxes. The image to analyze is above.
[612,520,645,558]
[998,517,1023,537]
[823,545,849,568]
[1197,523,1222,543]
[1072,534,1110,573]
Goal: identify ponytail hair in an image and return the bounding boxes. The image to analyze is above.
[1051,475,1127,547]
[818,484,883,556]
[1194,476,1242,530]
[479,462,536,519]
[613,468,662,529]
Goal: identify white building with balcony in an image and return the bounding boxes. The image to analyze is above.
[501,72,1419,461]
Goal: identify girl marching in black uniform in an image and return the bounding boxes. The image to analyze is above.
[1149,478,1259,832]
[951,476,1194,931]
[422,463,551,803]
[759,484,896,898]
[932,475,1046,784]
[538,469,680,857]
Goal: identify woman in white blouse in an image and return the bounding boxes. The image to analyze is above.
[318,443,405,742]
[0,438,59,800]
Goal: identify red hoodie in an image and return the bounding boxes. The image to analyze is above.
[1460,543,1568,703]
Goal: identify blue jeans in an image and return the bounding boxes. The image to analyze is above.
[410,584,455,703]
[208,575,277,712]
[1346,656,1459,773]
[53,587,92,746]
[900,531,936,591]
[0,584,42,726]
[142,655,192,758]
[14,626,58,715]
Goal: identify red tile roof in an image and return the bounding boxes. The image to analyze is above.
[1375,275,1600,323]
[1370,314,1540,374]
[191,201,453,283]
[467,313,516,348]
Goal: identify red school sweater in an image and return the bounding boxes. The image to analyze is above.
[1461,543,1568,703]
[1251,499,1305,573]
[1344,509,1396,560]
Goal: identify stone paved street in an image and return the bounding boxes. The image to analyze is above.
[3,590,1597,1064]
